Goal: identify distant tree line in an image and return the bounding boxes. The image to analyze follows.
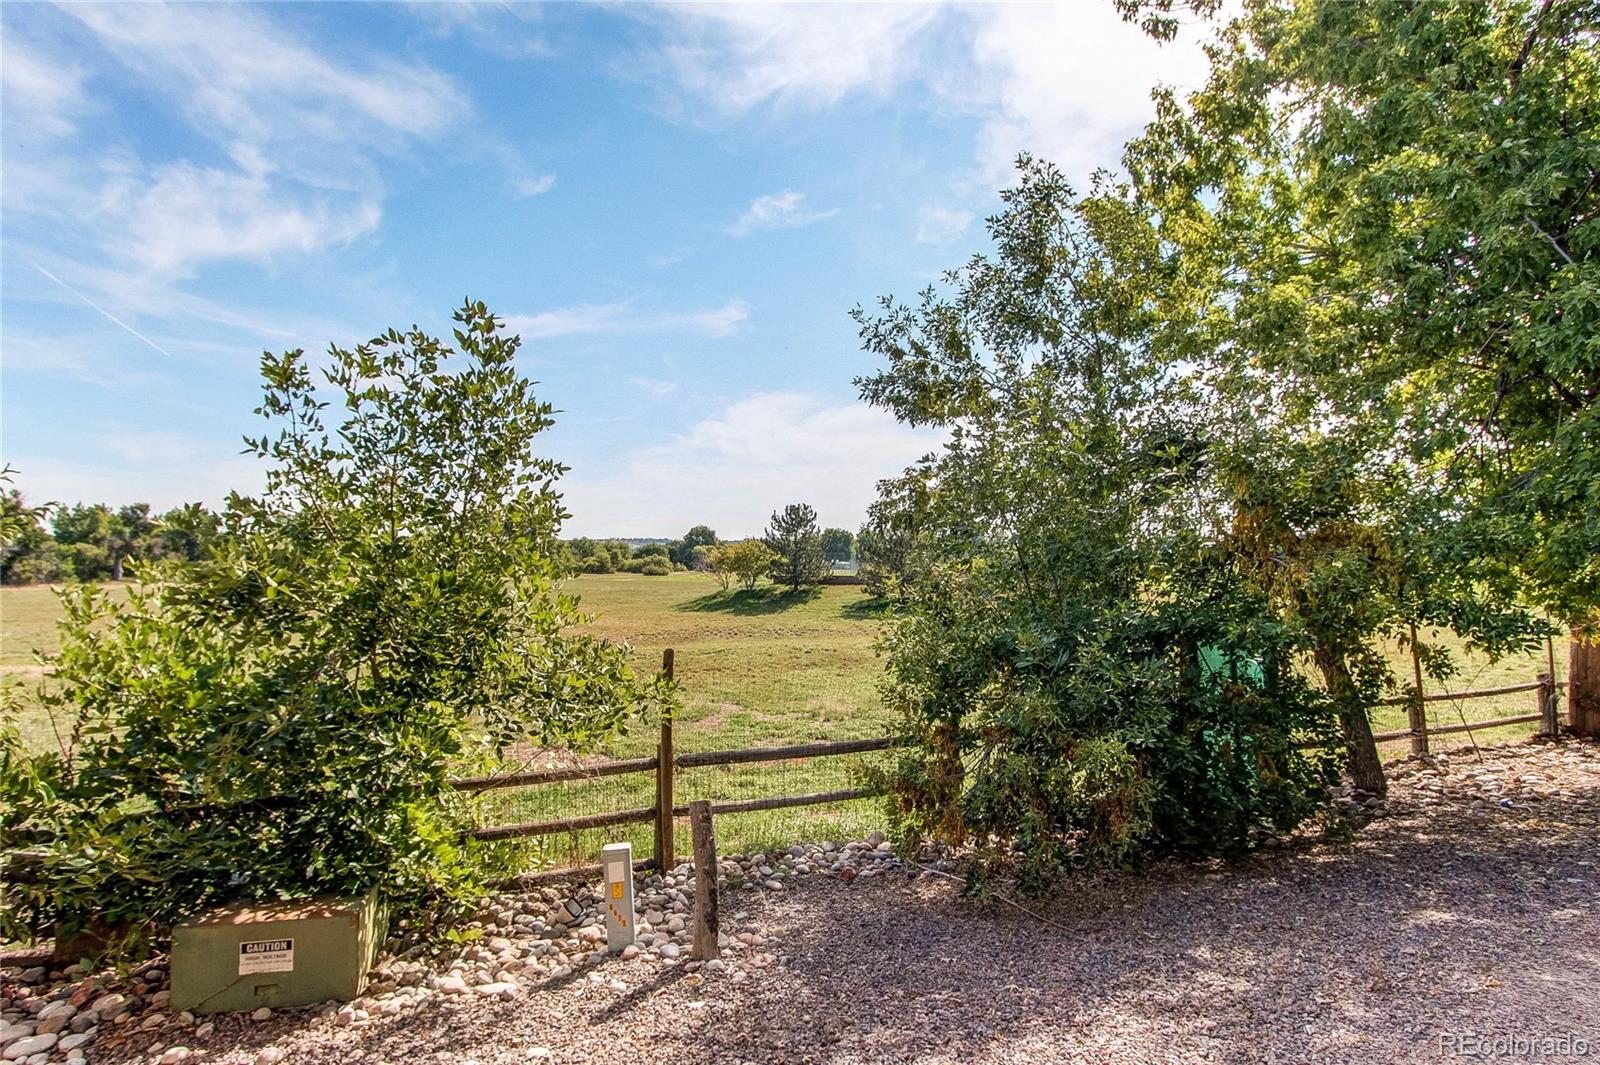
[558,508,866,595]
[1,484,885,597]
[0,491,223,585]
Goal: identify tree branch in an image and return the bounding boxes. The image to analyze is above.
[1508,0,1554,90]
[1526,215,1576,266]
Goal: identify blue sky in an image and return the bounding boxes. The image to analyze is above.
[1,2,1211,538]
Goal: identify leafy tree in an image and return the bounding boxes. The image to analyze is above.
[2,302,672,950]
[857,479,926,601]
[820,527,854,563]
[51,503,112,553]
[0,470,56,584]
[700,544,733,591]
[1121,0,1575,780]
[106,503,158,581]
[670,525,718,567]
[855,160,1341,886]
[719,540,776,592]
[156,504,223,563]
[632,542,671,560]
[763,503,830,592]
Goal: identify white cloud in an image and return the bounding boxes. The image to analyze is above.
[959,4,1213,181]
[560,392,942,538]
[641,3,940,116]
[915,204,974,245]
[405,2,556,61]
[513,173,557,198]
[642,4,1215,183]
[0,34,87,139]
[12,250,362,348]
[651,247,695,268]
[728,190,839,237]
[2,3,467,295]
[66,3,466,160]
[110,164,381,276]
[505,299,749,340]
[0,329,167,392]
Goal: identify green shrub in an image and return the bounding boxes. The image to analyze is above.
[6,545,70,585]
[1,302,673,953]
[858,161,1341,888]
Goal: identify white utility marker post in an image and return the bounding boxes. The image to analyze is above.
[602,842,636,951]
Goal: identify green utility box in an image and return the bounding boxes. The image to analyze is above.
[171,889,386,1014]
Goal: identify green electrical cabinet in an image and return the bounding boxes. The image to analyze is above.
[170,889,387,1015]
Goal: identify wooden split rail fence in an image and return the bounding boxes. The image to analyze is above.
[1376,630,1568,755]
[450,650,900,883]
[452,650,1577,883]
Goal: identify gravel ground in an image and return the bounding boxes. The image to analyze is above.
[20,738,1600,1064]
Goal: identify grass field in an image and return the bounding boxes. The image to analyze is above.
[1,574,1567,871]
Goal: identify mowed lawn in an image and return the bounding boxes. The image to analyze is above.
[0,574,1565,869]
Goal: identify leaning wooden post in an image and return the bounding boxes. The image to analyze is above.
[1407,623,1429,755]
[655,649,676,871]
[689,799,719,961]
[1536,672,1558,737]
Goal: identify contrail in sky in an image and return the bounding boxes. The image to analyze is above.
[29,261,176,359]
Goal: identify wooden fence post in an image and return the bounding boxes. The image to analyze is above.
[1572,627,1600,738]
[655,649,676,872]
[1408,623,1429,755]
[1535,672,1557,737]
[689,799,719,961]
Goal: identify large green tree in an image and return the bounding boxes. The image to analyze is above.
[856,160,1340,884]
[820,527,855,563]
[671,525,719,567]
[107,503,158,581]
[1120,0,1575,777]
[3,302,672,949]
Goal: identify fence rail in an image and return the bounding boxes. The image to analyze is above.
[674,736,898,769]
[6,649,1577,927]
[456,651,1576,879]
[455,651,900,875]
[451,755,660,794]
[1374,680,1550,707]
[1375,641,1566,754]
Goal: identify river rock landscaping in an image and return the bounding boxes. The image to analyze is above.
[3,738,1596,1064]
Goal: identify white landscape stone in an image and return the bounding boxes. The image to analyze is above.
[473,982,518,1000]
[1,1034,56,1061]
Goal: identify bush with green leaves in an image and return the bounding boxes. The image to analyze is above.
[1,302,672,952]
[856,161,1343,888]
[715,540,777,592]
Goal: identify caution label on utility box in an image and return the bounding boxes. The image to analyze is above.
[238,938,295,975]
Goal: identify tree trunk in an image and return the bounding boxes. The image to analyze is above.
[111,554,124,582]
[1571,625,1600,737]
[1313,643,1387,796]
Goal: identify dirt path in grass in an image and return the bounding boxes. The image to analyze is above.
[62,740,1600,1064]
